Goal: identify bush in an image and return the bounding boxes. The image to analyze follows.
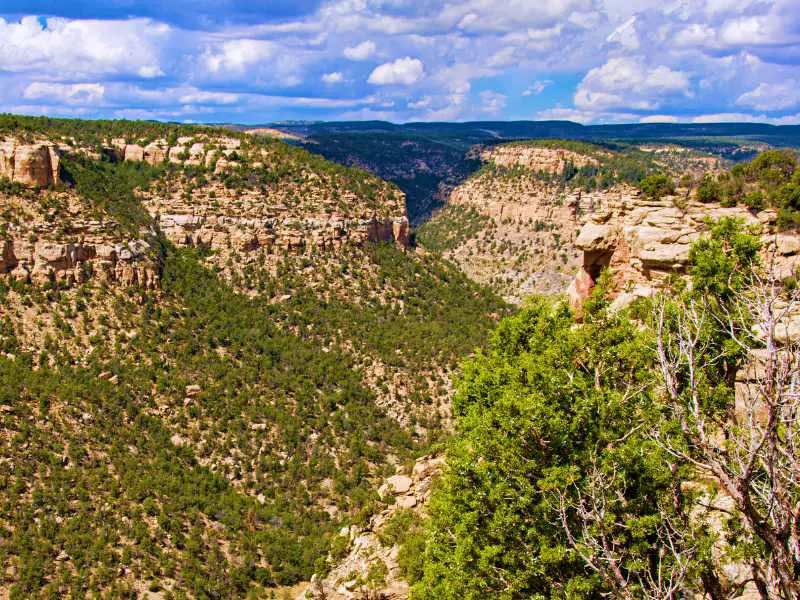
[696,174,722,203]
[638,173,675,200]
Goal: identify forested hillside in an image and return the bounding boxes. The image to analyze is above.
[0,115,507,598]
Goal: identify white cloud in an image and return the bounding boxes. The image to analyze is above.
[574,57,691,111]
[368,57,424,86]
[178,90,239,105]
[343,40,376,61]
[23,82,105,104]
[480,91,507,114]
[0,16,166,80]
[639,114,681,123]
[523,80,553,96]
[737,80,800,111]
[606,16,639,50]
[322,71,345,84]
[201,39,276,74]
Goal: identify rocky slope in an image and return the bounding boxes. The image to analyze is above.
[418,141,749,305]
[0,116,506,598]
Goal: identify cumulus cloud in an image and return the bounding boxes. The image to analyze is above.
[343,40,376,60]
[574,57,691,111]
[201,39,276,74]
[0,16,167,80]
[368,57,424,86]
[24,82,106,104]
[737,81,800,111]
[1,0,799,123]
[322,71,345,84]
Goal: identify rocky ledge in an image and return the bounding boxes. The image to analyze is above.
[0,237,160,289]
[0,140,61,188]
[567,190,789,312]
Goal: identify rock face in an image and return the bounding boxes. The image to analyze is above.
[0,140,60,187]
[569,191,779,312]
[0,238,159,289]
[481,145,600,175]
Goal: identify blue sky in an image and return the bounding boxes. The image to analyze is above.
[1,0,799,124]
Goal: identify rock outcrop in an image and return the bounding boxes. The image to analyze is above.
[0,237,159,289]
[0,140,60,187]
[568,191,780,312]
[480,144,600,175]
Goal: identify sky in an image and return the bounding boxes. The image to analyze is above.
[0,0,799,125]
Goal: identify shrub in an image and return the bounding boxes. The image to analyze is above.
[638,173,675,200]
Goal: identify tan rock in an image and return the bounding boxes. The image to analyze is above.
[144,144,167,166]
[124,144,144,162]
[568,268,595,313]
[776,235,800,256]
[396,495,417,509]
[13,144,56,187]
[0,140,16,179]
[638,243,690,268]
[386,475,413,495]
[575,223,615,251]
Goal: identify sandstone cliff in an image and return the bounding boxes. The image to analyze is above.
[0,139,61,187]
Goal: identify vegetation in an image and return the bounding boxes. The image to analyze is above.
[475,140,662,192]
[60,154,165,234]
[410,219,800,599]
[693,149,800,226]
[416,206,491,253]
[638,173,676,200]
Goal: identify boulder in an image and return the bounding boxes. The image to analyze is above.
[638,243,690,268]
[575,223,615,251]
[386,475,413,495]
[568,268,595,313]
[13,144,56,187]
[0,140,15,179]
[168,146,187,163]
[144,144,167,166]
[776,235,800,256]
[124,144,144,162]
[396,495,417,509]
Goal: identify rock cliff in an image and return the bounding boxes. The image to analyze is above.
[0,140,61,187]
[567,194,793,312]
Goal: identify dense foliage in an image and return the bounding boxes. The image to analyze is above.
[411,219,797,599]
[0,238,506,596]
[693,149,800,226]
[410,289,681,599]
[416,205,491,253]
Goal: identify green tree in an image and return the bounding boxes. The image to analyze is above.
[412,289,689,599]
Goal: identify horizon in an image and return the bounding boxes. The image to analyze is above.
[0,1,798,126]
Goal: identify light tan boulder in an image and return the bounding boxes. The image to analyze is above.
[575,223,615,251]
[13,144,56,187]
[0,141,15,180]
[124,144,144,162]
[568,268,595,312]
[168,146,187,163]
[638,243,690,268]
[144,144,167,165]
[776,235,800,256]
[386,475,413,495]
